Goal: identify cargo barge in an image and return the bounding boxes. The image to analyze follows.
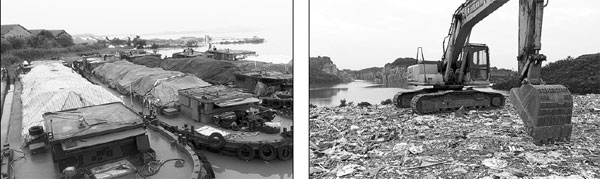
[205,48,256,61]
[75,58,293,161]
[120,49,162,61]
[172,48,205,58]
[0,61,213,179]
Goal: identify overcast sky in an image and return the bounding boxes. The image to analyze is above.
[310,0,599,70]
[1,0,291,36]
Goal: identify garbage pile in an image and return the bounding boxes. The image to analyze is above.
[309,95,600,178]
[93,60,211,107]
[21,61,122,140]
[131,56,240,84]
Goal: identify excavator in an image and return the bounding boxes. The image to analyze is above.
[393,0,573,145]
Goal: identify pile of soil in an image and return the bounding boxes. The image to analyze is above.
[132,56,240,84]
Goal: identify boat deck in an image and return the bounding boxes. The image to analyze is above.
[2,81,197,179]
[88,74,293,143]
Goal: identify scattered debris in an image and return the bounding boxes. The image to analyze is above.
[310,95,600,178]
[482,158,508,169]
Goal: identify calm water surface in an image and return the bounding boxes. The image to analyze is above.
[309,80,508,107]
[147,31,292,64]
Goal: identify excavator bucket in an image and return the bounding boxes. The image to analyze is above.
[509,84,573,145]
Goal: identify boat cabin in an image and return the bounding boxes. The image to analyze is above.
[178,85,261,123]
[42,102,152,172]
[234,71,293,96]
[205,48,256,61]
[121,49,161,61]
[172,48,204,58]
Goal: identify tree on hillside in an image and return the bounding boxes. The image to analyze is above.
[27,36,47,48]
[38,30,55,39]
[186,40,198,47]
[541,54,600,94]
[6,36,27,49]
[56,34,74,47]
[132,36,146,49]
[107,37,126,46]
[1,39,12,53]
[126,37,132,47]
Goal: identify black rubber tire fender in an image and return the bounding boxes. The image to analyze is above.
[236,144,255,161]
[271,100,283,109]
[257,144,277,161]
[29,126,44,136]
[208,132,226,150]
[277,145,292,161]
[262,98,272,107]
[283,99,293,108]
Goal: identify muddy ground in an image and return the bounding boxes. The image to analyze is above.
[309,94,600,179]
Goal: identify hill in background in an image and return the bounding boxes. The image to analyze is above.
[492,53,600,94]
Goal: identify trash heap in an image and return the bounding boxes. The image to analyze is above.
[131,56,240,84]
[93,60,211,107]
[309,95,600,179]
[21,61,122,140]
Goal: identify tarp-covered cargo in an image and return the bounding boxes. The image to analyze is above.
[42,102,147,171]
[93,60,211,107]
[21,61,122,140]
[43,102,144,142]
[132,56,240,84]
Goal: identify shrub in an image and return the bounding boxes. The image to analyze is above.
[27,36,52,48]
[6,37,26,49]
[357,102,372,107]
[56,34,74,47]
[381,98,393,105]
[1,39,12,53]
[0,54,24,67]
[1,44,105,66]
[339,99,347,107]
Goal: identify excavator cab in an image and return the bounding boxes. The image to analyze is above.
[462,44,491,85]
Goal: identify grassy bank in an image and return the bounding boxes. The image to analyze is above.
[0,44,121,67]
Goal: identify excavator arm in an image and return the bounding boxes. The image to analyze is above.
[510,0,573,145]
[442,0,509,84]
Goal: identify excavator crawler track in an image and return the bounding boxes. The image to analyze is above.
[394,91,424,108]
[410,90,505,115]
[510,84,573,145]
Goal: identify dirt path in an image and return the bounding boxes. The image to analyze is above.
[6,81,23,148]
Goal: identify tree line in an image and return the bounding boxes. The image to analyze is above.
[1,30,74,53]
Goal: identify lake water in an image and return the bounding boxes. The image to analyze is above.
[145,31,292,64]
[309,80,509,107]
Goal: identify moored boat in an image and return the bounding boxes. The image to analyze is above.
[0,61,213,179]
